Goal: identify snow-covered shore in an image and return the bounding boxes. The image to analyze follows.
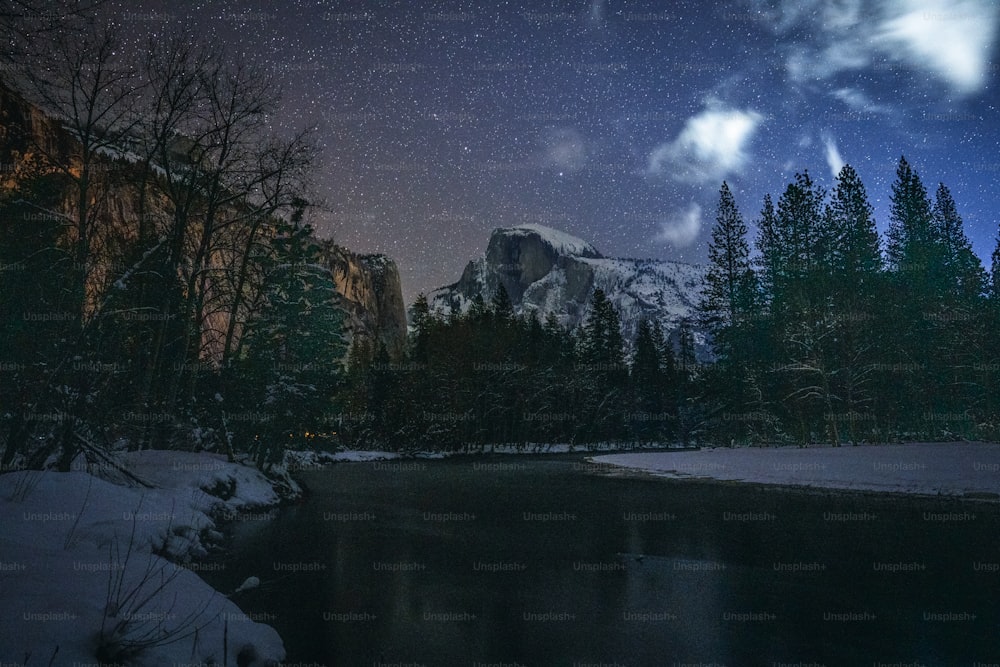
[283,442,678,469]
[0,451,301,665]
[589,442,1000,498]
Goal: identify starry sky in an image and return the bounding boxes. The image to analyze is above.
[102,0,1000,302]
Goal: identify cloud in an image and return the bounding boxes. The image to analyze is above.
[647,108,763,184]
[656,202,703,247]
[878,0,999,95]
[831,87,892,114]
[786,42,870,82]
[538,127,587,172]
[780,0,1000,95]
[823,0,863,29]
[822,133,845,179]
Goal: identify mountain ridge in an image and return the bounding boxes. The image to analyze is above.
[425,224,707,351]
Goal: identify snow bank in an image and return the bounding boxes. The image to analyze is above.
[0,451,293,665]
[590,442,1000,498]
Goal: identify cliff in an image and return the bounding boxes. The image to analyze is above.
[324,244,407,359]
[427,224,707,352]
[0,81,407,363]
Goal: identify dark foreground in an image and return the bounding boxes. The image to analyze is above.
[205,454,1000,665]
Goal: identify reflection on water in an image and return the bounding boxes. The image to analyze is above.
[211,457,1000,665]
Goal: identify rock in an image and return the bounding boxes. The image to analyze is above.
[324,244,407,359]
[426,224,708,354]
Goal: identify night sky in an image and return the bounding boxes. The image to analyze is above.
[103,0,1000,302]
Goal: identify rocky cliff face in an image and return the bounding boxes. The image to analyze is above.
[427,223,707,351]
[1,82,408,363]
[0,82,75,186]
[324,244,408,359]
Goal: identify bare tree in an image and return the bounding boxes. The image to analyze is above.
[24,22,141,316]
[0,0,107,65]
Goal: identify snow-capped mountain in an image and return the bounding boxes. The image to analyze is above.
[426,223,707,346]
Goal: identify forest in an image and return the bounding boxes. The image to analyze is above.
[342,159,1000,450]
[2,8,1000,468]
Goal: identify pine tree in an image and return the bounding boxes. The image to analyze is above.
[775,170,827,317]
[580,288,625,369]
[467,293,488,322]
[577,288,626,442]
[883,157,942,434]
[823,164,883,442]
[763,171,830,443]
[491,284,515,322]
[930,183,987,431]
[630,319,663,441]
[409,294,434,362]
[700,182,756,355]
[755,194,781,310]
[986,233,1000,429]
[886,156,937,275]
[236,218,347,468]
[933,183,986,303]
[674,318,701,444]
[826,165,882,286]
[698,182,760,442]
[991,236,1000,303]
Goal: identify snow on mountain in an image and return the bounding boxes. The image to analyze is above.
[504,223,601,258]
[425,224,707,352]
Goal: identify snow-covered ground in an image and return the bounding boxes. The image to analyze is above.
[590,442,1000,498]
[284,442,678,470]
[0,451,300,665]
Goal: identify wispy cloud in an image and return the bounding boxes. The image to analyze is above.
[647,108,763,184]
[656,202,703,247]
[822,133,845,179]
[831,87,893,114]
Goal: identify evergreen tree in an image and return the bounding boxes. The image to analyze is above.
[886,156,937,275]
[755,194,781,309]
[235,218,347,468]
[409,294,434,362]
[576,288,626,442]
[883,157,944,434]
[674,319,701,444]
[580,288,625,369]
[491,284,515,322]
[991,235,1000,303]
[767,171,830,443]
[467,293,489,321]
[630,319,664,441]
[930,183,987,432]
[823,164,883,442]
[775,170,827,317]
[933,183,986,303]
[826,165,882,286]
[700,182,756,352]
[699,182,759,442]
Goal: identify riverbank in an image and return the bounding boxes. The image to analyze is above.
[590,441,1000,500]
[0,451,300,665]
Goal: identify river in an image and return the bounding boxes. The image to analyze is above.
[208,454,1000,665]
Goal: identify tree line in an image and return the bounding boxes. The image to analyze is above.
[699,158,997,445]
[339,286,700,450]
[343,157,1000,450]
